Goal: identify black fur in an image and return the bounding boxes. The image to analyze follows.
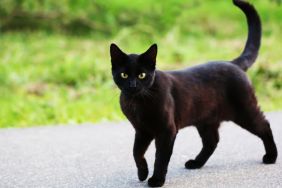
[110,0,277,187]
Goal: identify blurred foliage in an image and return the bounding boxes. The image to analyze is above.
[0,0,281,127]
[0,0,186,35]
[1,0,281,36]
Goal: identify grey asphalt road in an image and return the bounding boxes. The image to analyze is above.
[0,112,281,188]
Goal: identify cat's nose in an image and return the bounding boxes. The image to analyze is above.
[130,80,137,88]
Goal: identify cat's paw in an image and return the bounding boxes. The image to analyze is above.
[263,153,277,164]
[137,168,149,181]
[185,159,203,169]
[148,176,165,187]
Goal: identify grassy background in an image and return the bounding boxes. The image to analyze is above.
[0,0,281,128]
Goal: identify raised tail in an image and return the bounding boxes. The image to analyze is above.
[231,0,262,71]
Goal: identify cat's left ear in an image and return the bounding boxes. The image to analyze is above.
[140,44,157,67]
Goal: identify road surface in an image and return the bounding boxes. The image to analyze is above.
[0,112,281,188]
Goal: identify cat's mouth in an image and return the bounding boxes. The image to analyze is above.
[122,89,141,97]
[122,88,149,98]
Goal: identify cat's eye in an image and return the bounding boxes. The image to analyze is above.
[138,73,146,79]
[120,73,128,79]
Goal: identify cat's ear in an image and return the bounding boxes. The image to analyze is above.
[110,43,127,66]
[140,44,157,67]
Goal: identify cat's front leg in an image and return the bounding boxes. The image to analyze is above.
[148,129,176,187]
[133,131,153,181]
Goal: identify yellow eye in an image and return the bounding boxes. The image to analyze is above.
[138,73,146,79]
[120,73,128,79]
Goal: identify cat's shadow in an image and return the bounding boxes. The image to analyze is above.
[123,160,264,187]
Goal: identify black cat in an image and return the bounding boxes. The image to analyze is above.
[110,0,277,187]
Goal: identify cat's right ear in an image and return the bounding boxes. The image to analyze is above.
[110,43,127,66]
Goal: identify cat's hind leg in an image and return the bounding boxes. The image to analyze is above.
[185,123,220,169]
[234,109,277,164]
[230,78,278,164]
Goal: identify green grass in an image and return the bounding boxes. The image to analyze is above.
[0,33,123,127]
[0,0,281,128]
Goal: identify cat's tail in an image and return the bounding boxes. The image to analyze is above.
[231,0,261,71]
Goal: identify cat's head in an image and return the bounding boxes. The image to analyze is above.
[110,43,157,97]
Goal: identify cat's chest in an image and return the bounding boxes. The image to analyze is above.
[121,100,162,131]
[123,102,156,120]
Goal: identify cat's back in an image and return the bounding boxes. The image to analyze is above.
[166,61,249,86]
